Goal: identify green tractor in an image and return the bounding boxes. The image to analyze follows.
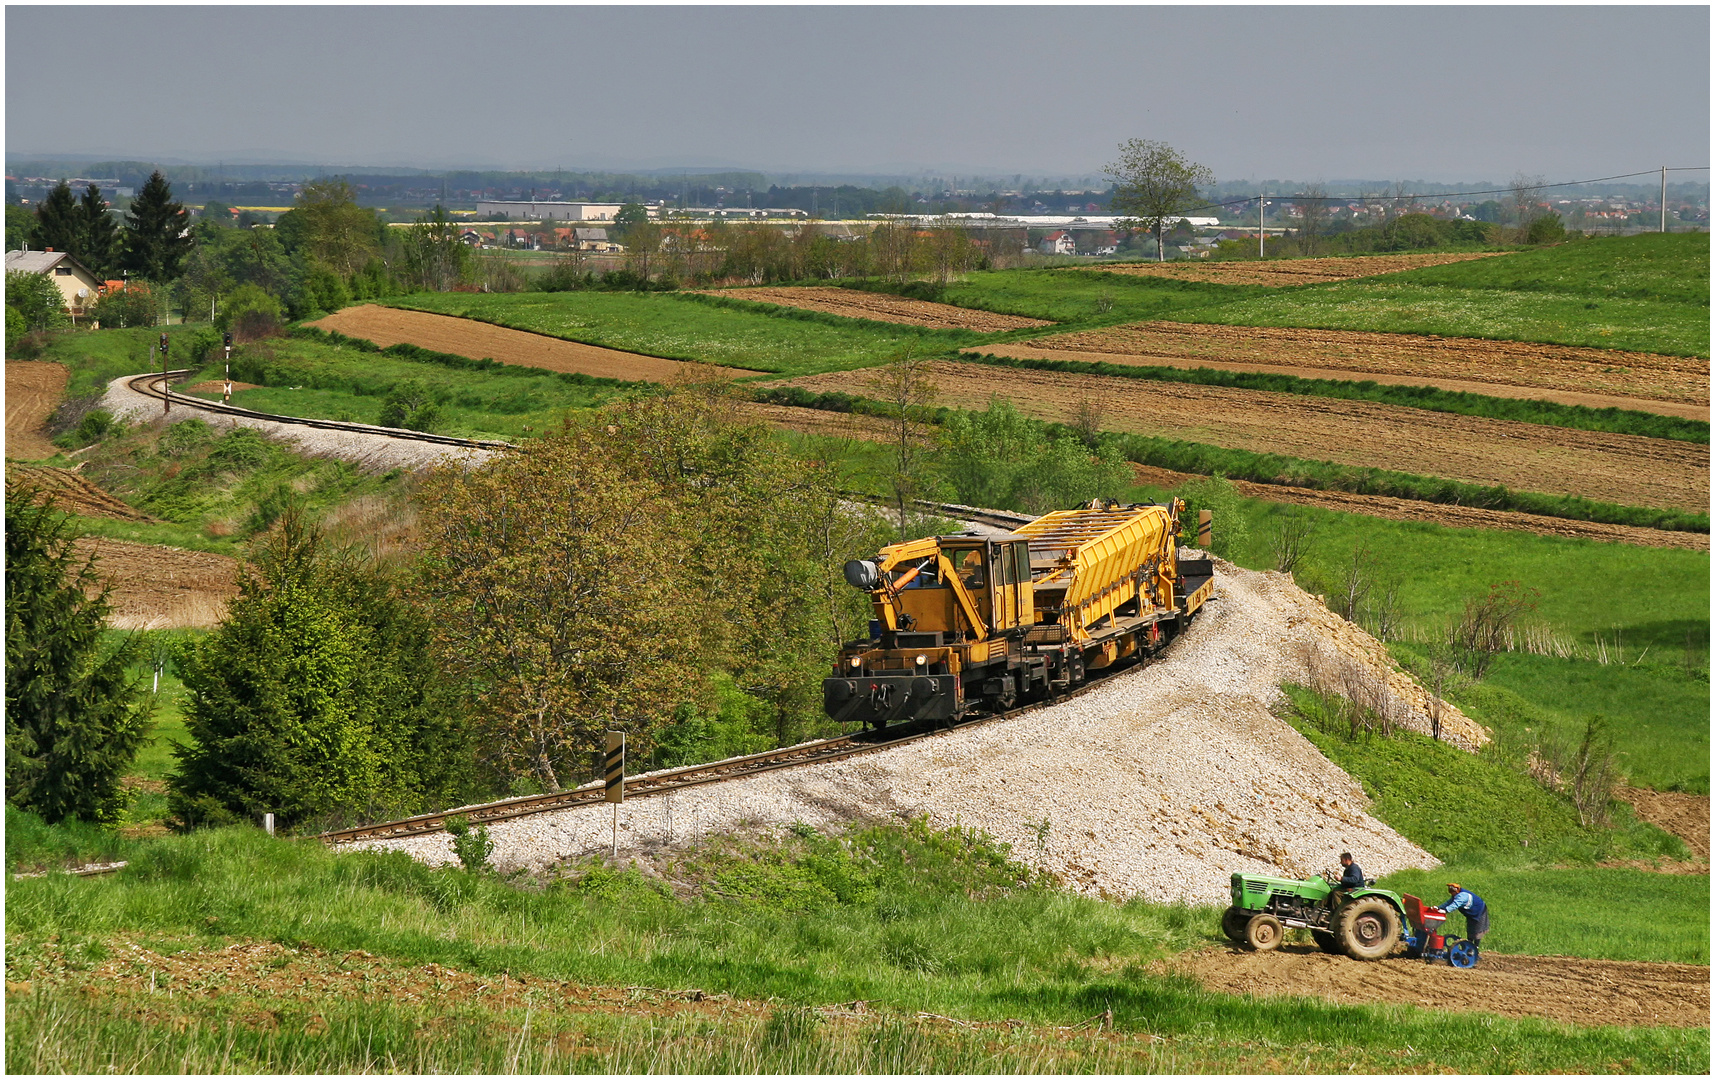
[1223,871,1406,960]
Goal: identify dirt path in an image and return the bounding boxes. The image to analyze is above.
[1093,251,1511,286]
[781,361,1710,514]
[1127,463,1709,551]
[1160,943,1708,1028]
[1619,788,1711,859]
[71,538,240,630]
[311,306,753,382]
[701,286,1052,331]
[982,322,1707,419]
[6,361,67,460]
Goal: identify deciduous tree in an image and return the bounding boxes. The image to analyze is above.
[1105,139,1215,262]
[6,486,151,825]
[293,178,381,277]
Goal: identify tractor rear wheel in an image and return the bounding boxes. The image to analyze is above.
[1336,898,1400,961]
[1244,913,1283,952]
[1311,929,1342,955]
[1221,906,1251,943]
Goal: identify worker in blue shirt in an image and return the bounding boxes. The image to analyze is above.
[1337,852,1366,891]
[1436,882,1489,948]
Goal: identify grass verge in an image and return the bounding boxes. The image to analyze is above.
[5,823,1704,1074]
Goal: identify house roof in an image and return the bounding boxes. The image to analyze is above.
[573,227,608,240]
[5,249,94,277]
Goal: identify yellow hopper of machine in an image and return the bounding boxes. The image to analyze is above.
[824,499,1215,728]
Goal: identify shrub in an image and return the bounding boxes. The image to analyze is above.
[377,379,442,432]
[444,815,496,873]
[1171,474,1250,560]
[5,270,70,333]
[169,509,474,830]
[88,283,158,329]
[216,284,285,341]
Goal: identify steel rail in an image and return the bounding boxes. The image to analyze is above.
[125,371,516,452]
[318,655,1159,846]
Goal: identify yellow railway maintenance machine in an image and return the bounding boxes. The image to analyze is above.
[825,500,1216,728]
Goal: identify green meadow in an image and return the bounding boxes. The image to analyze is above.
[387,290,974,376]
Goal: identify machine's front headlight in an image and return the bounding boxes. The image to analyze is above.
[849,657,862,669]
[915,654,928,666]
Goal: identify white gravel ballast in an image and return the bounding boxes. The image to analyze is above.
[347,563,1476,905]
[101,374,495,473]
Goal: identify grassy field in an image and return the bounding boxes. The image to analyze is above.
[388,290,973,376]
[201,335,629,442]
[928,269,1256,326]
[1161,234,1710,357]
[5,823,1704,1074]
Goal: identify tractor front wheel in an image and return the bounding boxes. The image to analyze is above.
[1336,898,1400,961]
[1311,928,1342,955]
[1221,906,1251,943]
[1244,913,1283,952]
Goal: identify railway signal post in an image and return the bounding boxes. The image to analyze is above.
[159,333,170,415]
[223,331,233,403]
[605,732,624,858]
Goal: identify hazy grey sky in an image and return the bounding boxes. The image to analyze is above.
[7,5,1708,182]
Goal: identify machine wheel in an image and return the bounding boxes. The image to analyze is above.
[1244,914,1283,952]
[1311,929,1343,955]
[1448,940,1479,969]
[1220,906,1251,943]
[1335,898,1400,961]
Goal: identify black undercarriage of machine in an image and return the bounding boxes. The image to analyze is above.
[824,499,1215,728]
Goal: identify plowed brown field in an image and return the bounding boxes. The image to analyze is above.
[739,402,920,443]
[1096,251,1509,286]
[780,361,1709,514]
[310,306,752,382]
[71,538,240,629]
[1620,787,1711,859]
[1159,944,1708,1027]
[7,466,155,522]
[6,361,67,460]
[980,321,1708,418]
[702,286,1052,331]
[1126,464,1708,550]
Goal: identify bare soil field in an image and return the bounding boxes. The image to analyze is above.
[1159,944,1708,1027]
[701,286,1052,331]
[180,380,263,396]
[980,321,1708,417]
[310,306,752,382]
[6,361,67,460]
[1619,787,1711,859]
[1127,463,1708,551]
[781,361,1709,514]
[71,537,240,630]
[7,465,155,523]
[1095,251,1509,286]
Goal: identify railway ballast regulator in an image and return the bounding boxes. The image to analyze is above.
[825,499,1215,727]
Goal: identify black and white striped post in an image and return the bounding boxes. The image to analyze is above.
[605,731,624,858]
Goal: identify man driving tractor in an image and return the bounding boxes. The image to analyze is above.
[1436,882,1489,949]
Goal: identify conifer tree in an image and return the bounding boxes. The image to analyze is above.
[121,170,192,281]
[5,486,151,825]
[29,180,82,255]
[78,184,119,279]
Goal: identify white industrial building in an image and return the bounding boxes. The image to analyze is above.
[474,200,623,222]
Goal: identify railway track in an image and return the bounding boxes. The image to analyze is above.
[319,654,1161,846]
[125,370,515,452]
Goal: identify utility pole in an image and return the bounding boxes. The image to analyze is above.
[1258,192,1265,259]
[1661,165,1667,233]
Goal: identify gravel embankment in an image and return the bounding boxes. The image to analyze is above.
[346,562,1477,904]
[100,375,495,473]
